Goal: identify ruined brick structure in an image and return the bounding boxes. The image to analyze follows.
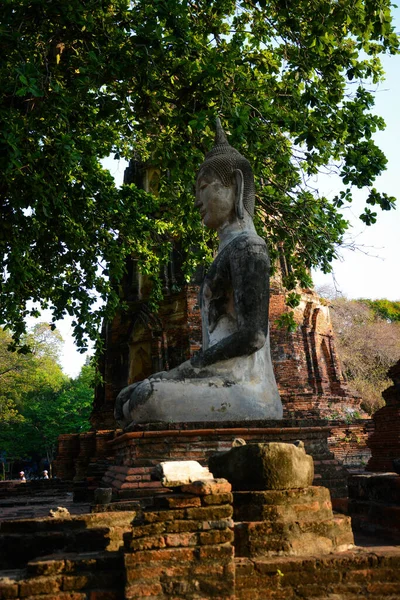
[3,476,400,599]
[91,261,362,430]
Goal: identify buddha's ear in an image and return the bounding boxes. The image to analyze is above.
[234,169,244,220]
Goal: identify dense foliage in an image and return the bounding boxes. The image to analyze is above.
[0,325,92,474]
[328,297,400,414]
[1,0,398,350]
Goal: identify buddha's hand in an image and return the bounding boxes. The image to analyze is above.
[190,349,205,368]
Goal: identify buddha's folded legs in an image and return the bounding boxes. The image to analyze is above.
[115,358,282,428]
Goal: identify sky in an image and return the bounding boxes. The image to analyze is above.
[51,10,400,377]
[312,8,400,299]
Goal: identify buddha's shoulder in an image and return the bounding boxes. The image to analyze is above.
[228,232,268,255]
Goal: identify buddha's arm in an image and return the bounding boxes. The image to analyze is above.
[191,240,270,368]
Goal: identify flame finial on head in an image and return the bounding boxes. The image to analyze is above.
[215,117,229,147]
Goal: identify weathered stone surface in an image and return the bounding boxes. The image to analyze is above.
[232,487,333,522]
[180,478,232,496]
[234,513,353,558]
[153,461,213,487]
[49,507,71,519]
[209,442,314,490]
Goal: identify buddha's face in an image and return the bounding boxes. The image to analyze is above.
[195,168,236,230]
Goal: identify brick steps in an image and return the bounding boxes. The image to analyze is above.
[0,511,137,569]
[0,480,73,500]
[235,515,354,557]
[0,551,125,599]
[235,547,400,600]
[232,487,354,558]
[0,494,72,508]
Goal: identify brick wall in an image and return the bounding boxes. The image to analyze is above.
[124,479,234,599]
[3,483,400,600]
[367,360,400,472]
[91,281,362,431]
[235,549,400,599]
[328,420,373,468]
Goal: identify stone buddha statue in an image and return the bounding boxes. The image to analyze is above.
[115,120,282,427]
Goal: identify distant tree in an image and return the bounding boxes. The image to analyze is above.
[0,325,93,474]
[13,362,93,470]
[328,297,400,414]
[362,299,400,322]
[0,0,398,350]
[0,324,66,419]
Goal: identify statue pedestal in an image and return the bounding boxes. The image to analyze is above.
[101,419,349,505]
[234,487,354,556]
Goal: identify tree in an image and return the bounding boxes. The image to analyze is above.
[328,296,400,414]
[1,0,398,350]
[0,347,93,474]
[0,324,66,419]
[0,323,69,474]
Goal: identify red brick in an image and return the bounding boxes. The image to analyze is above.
[198,544,234,562]
[131,522,166,539]
[125,582,163,598]
[367,582,400,594]
[19,576,63,597]
[199,529,233,545]
[63,575,91,591]
[129,534,166,551]
[186,505,233,520]
[27,558,66,576]
[165,495,201,509]
[164,519,200,533]
[138,481,164,488]
[164,532,198,547]
[201,492,233,506]
[125,546,196,565]
[143,509,185,523]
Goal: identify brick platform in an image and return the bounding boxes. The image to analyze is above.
[102,420,349,501]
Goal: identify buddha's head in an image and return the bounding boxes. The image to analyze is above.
[195,119,255,231]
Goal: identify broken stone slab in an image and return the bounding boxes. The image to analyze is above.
[153,461,214,488]
[180,478,232,495]
[208,442,314,491]
[48,507,71,519]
